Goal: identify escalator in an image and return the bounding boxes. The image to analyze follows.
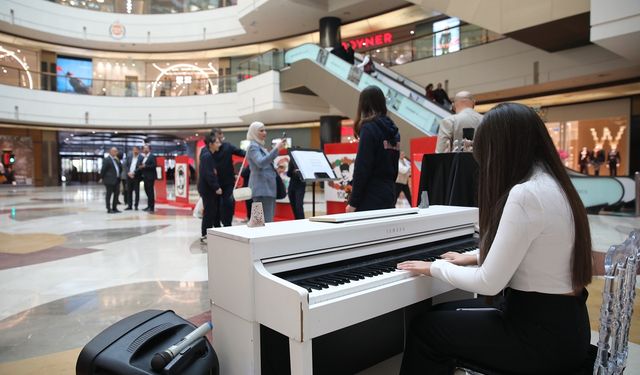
[567,168,636,213]
[281,44,452,143]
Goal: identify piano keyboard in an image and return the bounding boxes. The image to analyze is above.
[277,236,478,304]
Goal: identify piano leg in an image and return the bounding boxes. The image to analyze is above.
[289,338,313,375]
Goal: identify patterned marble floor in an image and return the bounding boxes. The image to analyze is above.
[0,184,639,374]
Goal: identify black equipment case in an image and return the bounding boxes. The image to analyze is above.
[76,310,219,375]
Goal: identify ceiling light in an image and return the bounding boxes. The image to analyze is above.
[132,63,136,67]
[376,49,380,53]
[410,30,415,35]
[16,49,21,53]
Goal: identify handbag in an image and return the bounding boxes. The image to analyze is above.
[233,154,252,201]
[275,174,286,199]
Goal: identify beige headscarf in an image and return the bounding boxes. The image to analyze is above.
[247,121,265,145]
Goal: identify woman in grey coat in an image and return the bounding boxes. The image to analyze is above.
[246,121,286,222]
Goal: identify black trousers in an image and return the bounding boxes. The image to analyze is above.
[579,163,588,174]
[288,184,305,220]
[201,193,221,237]
[126,177,140,208]
[105,183,119,211]
[218,184,235,227]
[143,178,155,209]
[400,289,591,375]
[395,183,412,205]
[609,162,617,176]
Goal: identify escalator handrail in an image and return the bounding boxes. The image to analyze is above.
[284,43,444,135]
[354,52,454,116]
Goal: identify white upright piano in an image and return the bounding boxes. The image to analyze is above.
[207,206,478,374]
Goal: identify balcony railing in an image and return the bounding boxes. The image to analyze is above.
[47,0,237,15]
[0,64,238,97]
[365,23,504,67]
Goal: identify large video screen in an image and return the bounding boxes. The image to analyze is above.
[433,18,460,56]
[56,56,93,94]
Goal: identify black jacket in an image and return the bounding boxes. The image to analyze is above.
[213,142,245,187]
[139,153,157,180]
[100,156,122,186]
[349,115,400,211]
[198,147,220,195]
[286,157,306,192]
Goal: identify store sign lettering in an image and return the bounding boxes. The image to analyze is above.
[343,32,393,50]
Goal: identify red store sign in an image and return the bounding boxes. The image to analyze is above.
[342,32,393,50]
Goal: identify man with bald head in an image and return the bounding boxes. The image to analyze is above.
[100,146,123,213]
[435,91,483,153]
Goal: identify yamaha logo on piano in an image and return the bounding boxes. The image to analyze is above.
[386,226,407,234]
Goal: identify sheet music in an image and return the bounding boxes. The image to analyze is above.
[290,150,337,180]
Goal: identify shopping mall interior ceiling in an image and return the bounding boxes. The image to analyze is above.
[0,0,418,53]
[0,5,433,59]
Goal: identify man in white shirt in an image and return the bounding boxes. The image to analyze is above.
[435,91,483,153]
[124,146,142,210]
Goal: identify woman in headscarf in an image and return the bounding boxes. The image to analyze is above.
[246,121,287,222]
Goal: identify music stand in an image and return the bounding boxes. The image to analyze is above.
[289,148,339,216]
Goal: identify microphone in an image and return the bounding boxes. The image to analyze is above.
[150,321,213,371]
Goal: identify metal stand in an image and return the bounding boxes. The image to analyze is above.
[312,182,316,217]
[635,172,639,216]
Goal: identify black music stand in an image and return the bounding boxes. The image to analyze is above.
[417,152,478,207]
[289,148,339,216]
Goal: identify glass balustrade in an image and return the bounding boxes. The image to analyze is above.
[47,0,237,14]
[367,23,503,67]
[0,64,238,97]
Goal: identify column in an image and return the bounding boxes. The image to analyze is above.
[319,17,341,48]
[320,115,342,148]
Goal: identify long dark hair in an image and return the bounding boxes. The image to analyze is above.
[473,102,592,293]
[354,86,387,138]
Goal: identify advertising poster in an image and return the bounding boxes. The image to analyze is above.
[173,155,190,205]
[274,154,290,203]
[56,56,93,94]
[433,18,460,56]
[174,163,187,199]
[324,143,359,214]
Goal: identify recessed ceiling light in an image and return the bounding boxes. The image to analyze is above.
[410,30,415,35]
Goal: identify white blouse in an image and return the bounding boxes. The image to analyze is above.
[430,167,576,295]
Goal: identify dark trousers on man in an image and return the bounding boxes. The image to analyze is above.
[288,185,305,220]
[126,177,140,209]
[201,193,221,237]
[395,183,412,205]
[399,289,590,375]
[218,184,235,226]
[609,162,617,176]
[143,178,155,210]
[121,179,128,206]
[105,183,119,211]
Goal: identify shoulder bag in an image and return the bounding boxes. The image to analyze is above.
[233,154,252,201]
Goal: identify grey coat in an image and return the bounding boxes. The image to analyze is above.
[435,108,483,153]
[247,141,279,198]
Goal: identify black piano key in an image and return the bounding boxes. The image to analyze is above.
[320,275,347,284]
[308,279,330,288]
[315,277,340,286]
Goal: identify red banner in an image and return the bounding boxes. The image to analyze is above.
[409,137,437,207]
[155,156,168,204]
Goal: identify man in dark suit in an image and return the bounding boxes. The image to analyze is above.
[211,128,246,226]
[124,146,143,210]
[100,147,122,213]
[138,144,157,212]
[198,134,223,243]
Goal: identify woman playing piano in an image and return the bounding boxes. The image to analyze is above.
[397,102,592,374]
[346,86,401,212]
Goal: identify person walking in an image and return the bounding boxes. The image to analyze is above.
[246,122,287,222]
[346,86,400,212]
